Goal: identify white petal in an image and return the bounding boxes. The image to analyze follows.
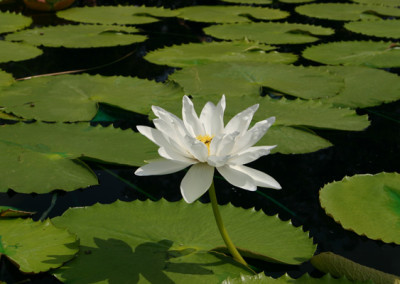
[233,117,275,154]
[217,165,256,191]
[231,165,281,189]
[136,125,169,147]
[228,145,276,165]
[152,106,188,138]
[224,104,259,135]
[184,135,208,162]
[216,131,240,156]
[182,96,205,137]
[158,146,197,164]
[135,159,191,176]
[199,95,226,136]
[153,119,189,152]
[207,155,230,167]
[180,163,214,203]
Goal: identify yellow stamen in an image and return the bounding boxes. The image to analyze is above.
[196,134,214,154]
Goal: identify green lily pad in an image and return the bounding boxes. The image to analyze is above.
[279,0,315,3]
[5,24,147,48]
[319,66,400,109]
[311,252,399,284]
[57,6,179,25]
[170,62,343,100]
[344,20,400,39]
[0,206,34,217]
[319,172,400,244]
[204,22,334,44]
[0,40,42,63]
[221,0,272,4]
[0,218,78,273]
[176,6,289,23]
[0,122,158,193]
[223,272,369,283]
[351,0,400,7]
[145,41,297,67]
[0,70,15,87]
[52,200,315,284]
[295,3,400,21]
[0,12,32,34]
[303,41,400,68]
[0,74,183,121]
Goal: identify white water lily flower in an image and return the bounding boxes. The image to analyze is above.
[135,95,281,203]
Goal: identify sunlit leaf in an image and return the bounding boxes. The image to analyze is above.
[145,41,297,67]
[51,200,316,284]
[176,6,289,23]
[223,272,369,283]
[295,3,400,21]
[57,5,179,25]
[0,218,78,273]
[350,0,400,7]
[0,74,183,121]
[344,20,400,39]
[5,24,147,48]
[204,22,334,44]
[0,70,14,87]
[0,12,31,34]
[319,66,400,108]
[221,0,272,4]
[0,40,42,63]
[303,41,400,68]
[311,252,399,284]
[319,172,400,244]
[279,0,315,3]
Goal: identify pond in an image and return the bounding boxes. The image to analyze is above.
[0,0,400,283]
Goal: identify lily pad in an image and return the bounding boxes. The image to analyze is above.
[302,41,400,68]
[344,20,400,39]
[220,0,272,4]
[351,0,400,7]
[319,172,400,244]
[170,62,343,100]
[319,66,400,109]
[0,218,78,273]
[0,122,158,193]
[145,41,297,67]
[52,200,316,284]
[5,24,147,48]
[279,0,315,3]
[176,6,289,23]
[204,22,334,44]
[0,74,183,121]
[0,12,32,34]
[223,272,368,283]
[0,40,43,63]
[0,70,14,87]
[295,3,400,21]
[57,6,179,25]
[0,206,34,217]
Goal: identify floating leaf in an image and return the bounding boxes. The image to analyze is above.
[223,272,369,283]
[170,62,343,100]
[176,6,289,23]
[295,3,400,21]
[319,172,400,244]
[279,0,315,3]
[0,12,32,34]
[0,40,42,63]
[311,252,400,284]
[320,66,400,109]
[351,0,400,7]
[5,24,147,48]
[204,22,334,44]
[0,218,78,273]
[0,122,158,193]
[0,70,14,87]
[344,20,400,39]
[0,206,34,217]
[221,0,272,4]
[57,6,179,25]
[51,200,315,283]
[303,41,400,68]
[0,74,183,121]
[145,41,297,67]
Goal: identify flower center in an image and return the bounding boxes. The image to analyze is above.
[196,134,214,154]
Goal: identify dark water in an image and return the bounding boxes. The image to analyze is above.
[1,0,400,282]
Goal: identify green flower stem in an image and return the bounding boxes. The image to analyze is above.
[209,181,248,267]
